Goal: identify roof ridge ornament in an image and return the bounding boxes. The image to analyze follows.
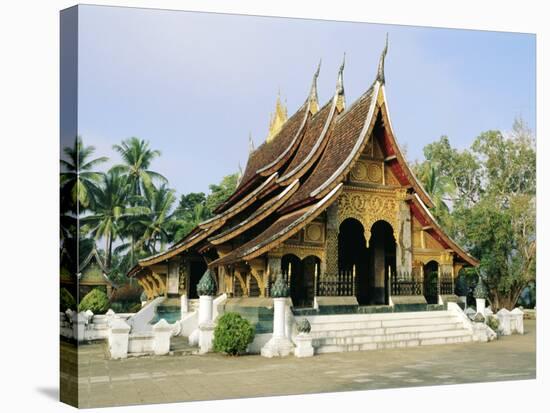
[267,91,288,143]
[248,132,255,153]
[308,59,321,115]
[376,33,389,84]
[335,53,346,112]
[236,162,243,186]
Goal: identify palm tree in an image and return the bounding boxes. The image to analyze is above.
[417,162,456,214]
[111,137,167,198]
[80,169,134,270]
[134,184,176,253]
[60,136,108,210]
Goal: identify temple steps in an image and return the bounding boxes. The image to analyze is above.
[298,310,473,354]
[169,336,198,356]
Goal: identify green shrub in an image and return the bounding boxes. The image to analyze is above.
[78,288,110,314]
[454,275,469,297]
[486,315,500,332]
[60,288,76,312]
[213,312,255,355]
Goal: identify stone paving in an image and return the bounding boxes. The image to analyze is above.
[69,319,536,408]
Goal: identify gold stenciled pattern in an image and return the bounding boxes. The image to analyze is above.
[350,160,384,184]
[337,191,399,245]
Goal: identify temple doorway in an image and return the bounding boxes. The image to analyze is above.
[282,254,302,307]
[338,218,368,304]
[366,220,396,305]
[423,260,439,304]
[300,255,319,307]
[189,260,207,299]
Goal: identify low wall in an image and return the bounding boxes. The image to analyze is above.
[60,310,133,342]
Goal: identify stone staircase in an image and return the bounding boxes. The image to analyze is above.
[169,336,198,356]
[298,310,473,354]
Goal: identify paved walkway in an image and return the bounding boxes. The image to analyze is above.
[70,320,536,408]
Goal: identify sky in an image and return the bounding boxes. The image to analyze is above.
[76,5,536,198]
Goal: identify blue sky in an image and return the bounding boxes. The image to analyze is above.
[77,5,535,197]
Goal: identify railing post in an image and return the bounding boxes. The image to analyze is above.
[352,265,356,297]
[314,263,318,297]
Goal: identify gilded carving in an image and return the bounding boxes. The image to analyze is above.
[350,160,368,181]
[350,160,384,184]
[234,271,249,297]
[337,190,399,245]
[305,222,324,243]
[282,244,325,261]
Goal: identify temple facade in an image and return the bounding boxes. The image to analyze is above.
[128,40,478,315]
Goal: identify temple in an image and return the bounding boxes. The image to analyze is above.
[127,39,480,352]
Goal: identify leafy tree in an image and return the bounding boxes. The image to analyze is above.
[205,173,239,213]
[176,192,207,216]
[60,136,108,210]
[78,288,110,314]
[168,173,238,241]
[60,288,76,312]
[416,119,535,310]
[112,137,167,197]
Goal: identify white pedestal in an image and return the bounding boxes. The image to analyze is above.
[109,319,131,359]
[152,319,172,355]
[198,295,213,325]
[476,298,486,316]
[261,297,294,358]
[510,308,524,334]
[198,322,215,354]
[75,312,88,342]
[294,333,314,358]
[497,308,512,335]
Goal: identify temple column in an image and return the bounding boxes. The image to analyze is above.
[374,242,385,302]
[266,254,282,298]
[167,260,180,297]
[439,252,454,296]
[396,199,412,277]
[325,203,339,280]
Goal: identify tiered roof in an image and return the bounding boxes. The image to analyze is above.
[128,39,478,277]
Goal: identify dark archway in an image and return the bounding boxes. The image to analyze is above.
[338,218,368,304]
[189,260,207,299]
[367,220,396,305]
[423,260,439,304]
[281,254,303,307]
[300,255,320,308]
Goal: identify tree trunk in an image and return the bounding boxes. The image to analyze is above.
[105,234,112,272]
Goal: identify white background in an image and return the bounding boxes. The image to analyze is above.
[0,1,547,412]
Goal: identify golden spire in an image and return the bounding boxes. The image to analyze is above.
[376,33,389,84]
[266,90,288,143]
[335,53,346,113]
[308,60,321,115]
